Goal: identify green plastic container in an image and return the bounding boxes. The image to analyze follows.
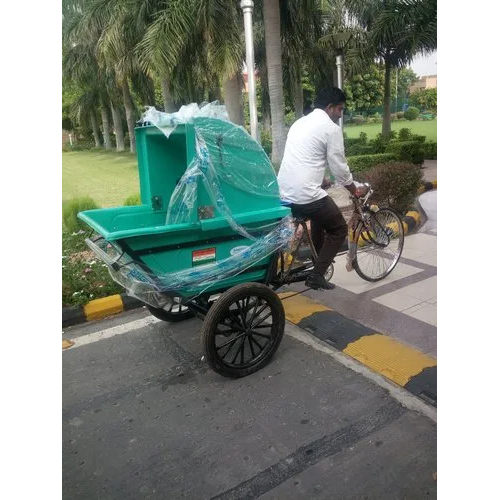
[78,118,290,299]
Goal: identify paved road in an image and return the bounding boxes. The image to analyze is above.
[63,309,436,499]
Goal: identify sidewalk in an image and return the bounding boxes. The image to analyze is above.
[295,160,437,357]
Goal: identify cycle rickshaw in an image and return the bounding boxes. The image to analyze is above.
[78,104,404,378]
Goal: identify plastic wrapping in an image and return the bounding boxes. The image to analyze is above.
[92,217,294,307]
[83,102,292,306]
[142,103,280,240]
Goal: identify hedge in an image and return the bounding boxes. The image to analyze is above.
[347,153,399,174]
[386,140,425,165]
[358,162,424,215]
[345,143,374,156]
[423,141,437,159]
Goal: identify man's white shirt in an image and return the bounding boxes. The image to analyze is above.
[277,108,353,204]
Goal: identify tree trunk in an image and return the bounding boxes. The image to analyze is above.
[293,74,303,119]
[382,57,392,139]
[186,71,195,103]
[111,101,125,152]
[263,109,271,131]
[122,79,136,154]
[161,76,176,112]
[100,105,112,150]
[223,73,244,125]
[90,110,101,148]
[263,0,287,164]
[214,86,222,103]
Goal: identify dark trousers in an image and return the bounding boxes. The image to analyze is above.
[291,196,347,275]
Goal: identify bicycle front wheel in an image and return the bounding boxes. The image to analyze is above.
[353,207,404,282]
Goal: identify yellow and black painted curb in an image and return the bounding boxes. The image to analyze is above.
[278,292,437,407]
[62,293,143,328]
[417,179,437,194]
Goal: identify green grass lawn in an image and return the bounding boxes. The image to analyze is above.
[344,119,437,142]
[62,150,140,208]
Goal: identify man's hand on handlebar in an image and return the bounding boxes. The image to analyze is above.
[345,182,358,197]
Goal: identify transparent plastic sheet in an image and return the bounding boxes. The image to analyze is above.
[91,217,294,307]
[141,103,280,241]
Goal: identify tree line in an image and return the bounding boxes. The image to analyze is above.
[62,0,437,162]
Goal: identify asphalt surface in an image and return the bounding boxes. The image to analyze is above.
[63,308,437,499]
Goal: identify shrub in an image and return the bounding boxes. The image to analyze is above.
[62,141,95,152]
[359,132,368,145]
[398,127,413,141]
[369,131,396,154]
[390,113,399,121]
[359,162,424,215]
[423,141,437,159]
[63,196,100,233]
[371,112,383,123]
[397,111,405,119]
[404,106,419,121]
[123,194,142,206]
[352,115,366,125]
[347,153,398,174]
[62,226,122,307]
[346,144,374,156]
[412,135,427,144]
[386,140,425,165]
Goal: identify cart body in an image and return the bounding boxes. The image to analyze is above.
[78,116,291,303]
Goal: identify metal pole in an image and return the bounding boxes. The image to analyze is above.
[395,68,398,113]
[335,54,344,128]
[240,0,258,140]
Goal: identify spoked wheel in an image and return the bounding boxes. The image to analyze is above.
[146,297,194,323]
[201,283,285,378]
[353,207,404,282]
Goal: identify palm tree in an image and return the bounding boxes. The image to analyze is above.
[262,0,287,163]
[137,0,245,122]
[63,3,126,151]
[346,0,437,137]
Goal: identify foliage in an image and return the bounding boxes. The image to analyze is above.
[63,196,100,233]
[358,162,424,215]
[123,194,142,206]
[343,65,385,113]
[369,131,397,153]
[285,111,297,128]
[347,153,398,174]
[62,141,95,152]
[62,227,122,307]
[390,67,419,103]
[422,141,437,159]
[412,134,427,144]
[260,128,272,158]
[404,106,420,121]
[409,88,437,112]
[386,140,425,165]
[346,144,374,156]
[398,127,413,141]
[344,119,437,142]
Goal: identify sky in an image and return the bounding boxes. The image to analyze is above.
[409,50,437,77]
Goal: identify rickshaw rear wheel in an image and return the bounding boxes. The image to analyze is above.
[146,301,194,323]
[201,283,285,378]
